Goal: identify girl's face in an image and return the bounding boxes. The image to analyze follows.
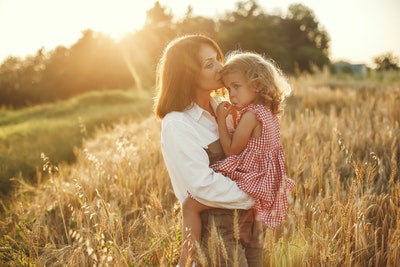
[223,71,259,110]
[196,44,224,92]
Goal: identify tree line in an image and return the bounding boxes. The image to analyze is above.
[0,0,395,109]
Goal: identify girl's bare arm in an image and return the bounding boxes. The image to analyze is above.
[216,102,259,156]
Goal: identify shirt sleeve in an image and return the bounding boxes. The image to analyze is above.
[161,118,254,209]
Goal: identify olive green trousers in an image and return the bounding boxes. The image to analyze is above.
[198,208,265,267]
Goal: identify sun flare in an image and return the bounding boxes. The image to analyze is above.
[74,1,149,39]
[0,0,153,60]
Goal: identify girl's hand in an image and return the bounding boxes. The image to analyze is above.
[216,101,235,120]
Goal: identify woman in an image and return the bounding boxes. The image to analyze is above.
[154,34,264,266]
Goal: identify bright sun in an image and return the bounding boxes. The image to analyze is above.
[0,0,153,60]
[78,1,150,38]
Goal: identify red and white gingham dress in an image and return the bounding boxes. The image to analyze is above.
[211,104,295,228]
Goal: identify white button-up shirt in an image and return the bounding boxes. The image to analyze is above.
[160,99,254,209]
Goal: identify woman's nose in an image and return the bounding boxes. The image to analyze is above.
[216,61,223,71]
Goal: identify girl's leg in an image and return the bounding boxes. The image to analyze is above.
[178,197,211,267]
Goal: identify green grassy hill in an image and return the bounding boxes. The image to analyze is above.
[0,89,153,196]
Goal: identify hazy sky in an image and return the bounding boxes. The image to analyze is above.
[1,0,399,67]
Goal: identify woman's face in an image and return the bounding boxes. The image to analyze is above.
[196,44,224,92]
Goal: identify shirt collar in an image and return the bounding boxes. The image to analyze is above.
[186,97,219,121]
[186,103,203,121]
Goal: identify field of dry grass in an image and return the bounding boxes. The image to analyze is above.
[0,73,399,266]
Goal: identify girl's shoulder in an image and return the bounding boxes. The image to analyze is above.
[242,104,271,116]
[238,104,274,124]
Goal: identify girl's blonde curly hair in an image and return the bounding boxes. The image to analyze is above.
[221,51,292,115]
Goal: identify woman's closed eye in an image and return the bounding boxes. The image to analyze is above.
[204,56,222,69]
[205,62,214,69]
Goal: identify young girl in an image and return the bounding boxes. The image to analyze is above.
[178,51,295,266]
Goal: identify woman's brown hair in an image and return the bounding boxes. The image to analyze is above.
[154,34,224,119]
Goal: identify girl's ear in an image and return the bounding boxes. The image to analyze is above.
[252,81,262,92]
